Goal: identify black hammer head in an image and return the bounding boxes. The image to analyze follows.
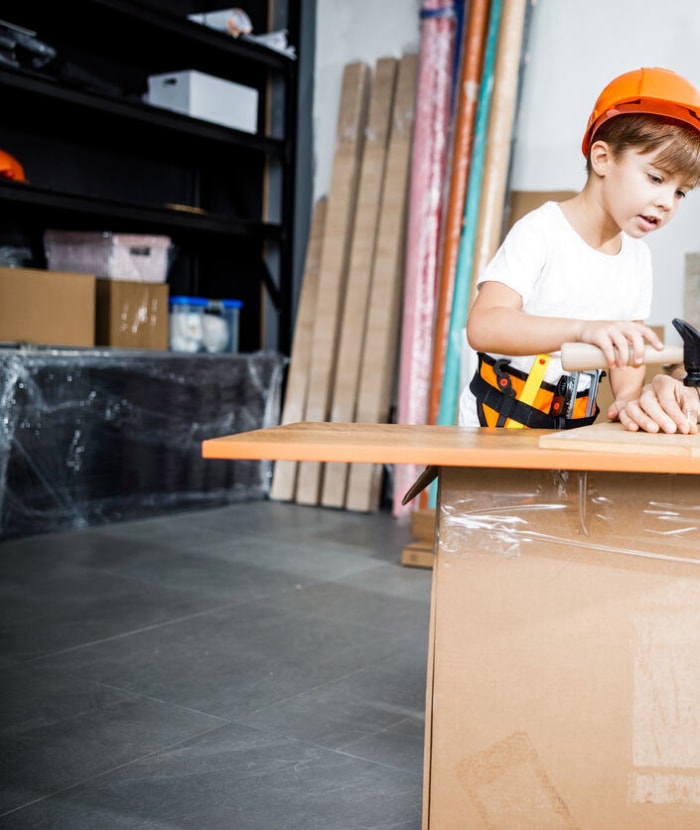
[672,318,700,387]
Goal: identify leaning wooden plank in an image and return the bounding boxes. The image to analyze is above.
[269,197,327,501]
[345,52,419,513]
[295,61,371,506]
[321,57,398,508]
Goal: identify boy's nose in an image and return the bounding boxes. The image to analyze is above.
[655,186,676,211]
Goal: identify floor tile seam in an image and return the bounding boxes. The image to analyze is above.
[17,601,248,664]
[234,711,424,760]
[259,606,428,637]
[336,713,426,751]
[322,742,425,777]
[235,657,427,723]
[0,720,232,819]
[207,722,426,778]
[2,683,231,739]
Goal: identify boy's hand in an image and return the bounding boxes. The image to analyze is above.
[577,321,663,369]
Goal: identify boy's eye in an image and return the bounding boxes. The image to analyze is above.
[648,173,663,184]
[676,189,688,199]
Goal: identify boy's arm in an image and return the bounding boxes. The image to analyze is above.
[468,282,663,367]
[467,282,584,355]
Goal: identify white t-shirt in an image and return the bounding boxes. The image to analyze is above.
[458,201,653,427]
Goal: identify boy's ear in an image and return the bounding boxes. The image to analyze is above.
[589,140,610,175]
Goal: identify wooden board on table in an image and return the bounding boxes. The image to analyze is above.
[321,56,398,509]
[538,421,700,456]
[345,52,419,513]
[269,197,327,502]
[295,61,371,506]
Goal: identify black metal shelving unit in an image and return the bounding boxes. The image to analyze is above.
[0,0,300,353]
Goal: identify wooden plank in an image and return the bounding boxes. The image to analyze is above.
[344,52,419,513]
[295,61,371,506]
[401,542,435,569]
[321,57,398,508]
[411,506,437,542]
[269,197,327,502]
[538,421,700,456]
[393,3,459,518]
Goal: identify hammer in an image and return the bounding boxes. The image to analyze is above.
[561,318,700,388]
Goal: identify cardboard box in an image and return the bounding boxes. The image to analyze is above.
[146,70,258,134]
[0,266,96,347]
[95,279,169,350]
[45,231,171,283]
[425,464,700,829]
[505,189,578,233]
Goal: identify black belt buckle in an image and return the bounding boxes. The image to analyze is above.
[492,359,515,427]
[549,376,568,418]
[493,359,515,397]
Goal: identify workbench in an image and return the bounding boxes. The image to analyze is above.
[202,422,700,829]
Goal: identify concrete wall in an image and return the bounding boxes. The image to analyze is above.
[313,0,700,340]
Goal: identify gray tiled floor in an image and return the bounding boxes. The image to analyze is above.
[0,500,431,829]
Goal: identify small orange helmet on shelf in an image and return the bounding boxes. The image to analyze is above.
[0,149,28,183]
[582,66,700,157]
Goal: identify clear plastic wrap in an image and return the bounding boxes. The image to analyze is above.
[0,347,286,539]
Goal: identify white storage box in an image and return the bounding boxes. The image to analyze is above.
[44,231,171,283]
[146,70,258,134]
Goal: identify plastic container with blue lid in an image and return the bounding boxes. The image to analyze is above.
[169,296,243,353]
[169,296,208,353]
[203,298,242,353]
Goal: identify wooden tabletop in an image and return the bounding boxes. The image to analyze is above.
[201,421,700,475]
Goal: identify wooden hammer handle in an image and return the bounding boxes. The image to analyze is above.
[560,343,684,372]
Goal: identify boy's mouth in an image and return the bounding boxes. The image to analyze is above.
[639,213,661,230]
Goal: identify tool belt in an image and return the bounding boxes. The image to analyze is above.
[469,352,600,429]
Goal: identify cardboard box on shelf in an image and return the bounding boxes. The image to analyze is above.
[146,70,258,134]
[425,464,700,830]
[0,266,96,348]
[95,279,169,350]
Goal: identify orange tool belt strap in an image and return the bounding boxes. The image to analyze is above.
[469,352,600,429]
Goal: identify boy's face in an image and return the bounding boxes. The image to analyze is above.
[598,144,692,239]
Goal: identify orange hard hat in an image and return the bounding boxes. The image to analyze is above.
[581,67,700,157]
[0,149,27,183]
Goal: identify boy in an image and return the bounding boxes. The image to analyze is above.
[459,67,700,429]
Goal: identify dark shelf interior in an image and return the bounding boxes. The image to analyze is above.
[0,0,300,353]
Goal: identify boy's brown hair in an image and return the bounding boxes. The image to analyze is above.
[586,113,700,187]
